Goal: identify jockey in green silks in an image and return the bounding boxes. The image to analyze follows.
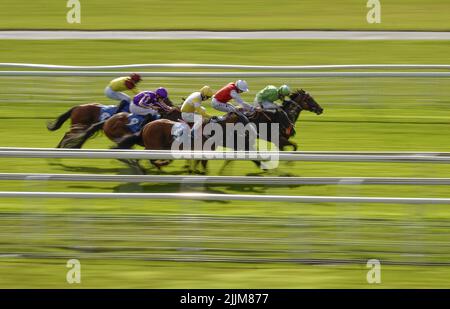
[254,85,291,113]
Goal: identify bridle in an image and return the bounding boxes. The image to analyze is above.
[291,91,312,110]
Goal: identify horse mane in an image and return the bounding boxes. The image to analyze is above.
[290,89,305,98]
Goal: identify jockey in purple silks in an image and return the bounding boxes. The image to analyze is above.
[130,88,173,118]
[152,87,173,113]
[130,91,160,117]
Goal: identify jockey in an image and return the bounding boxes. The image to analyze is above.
[105,73,142,112]
[151,87,173,114]
[130,91,160,120]
[255,85,291,112]
[211,80,255,127]
[212,80,258,140]
[181,86,214,136]
[212,80,254,113]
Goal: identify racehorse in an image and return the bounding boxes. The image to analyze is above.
[46,103,111,148]
[248,89,324,151]
[117,112,242,173]
[63,106,182,149]
[55,98,175,148]
[217,89,324,171]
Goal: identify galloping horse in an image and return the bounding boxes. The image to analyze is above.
[117,113,242,172]
[46,103,111,148]
[64,106,182,148]
[48,98,174,148]
[248,89,324,151]
[217,89,324,171]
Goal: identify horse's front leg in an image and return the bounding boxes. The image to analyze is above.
[279,136,297,151]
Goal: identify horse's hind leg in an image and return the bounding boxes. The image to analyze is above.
[150,160,171,170]
[219,160,233,175]
[126,159,146,175]
[184,160,193,173]
[201,160,208,174]
[57,131,76,148]
[192,160,207,175]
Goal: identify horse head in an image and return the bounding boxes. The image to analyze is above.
[283,89,323,123]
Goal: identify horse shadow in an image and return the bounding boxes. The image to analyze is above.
[113,182,231,204]
[48,159,126,174]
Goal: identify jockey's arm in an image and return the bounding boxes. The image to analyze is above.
[230,90,254,111]
[158,99,173,111]
[194,103,211,118]
[137,94,152,108]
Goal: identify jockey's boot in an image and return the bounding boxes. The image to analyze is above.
[142,114,155,126]
[235,110,250,125]
[116,100,129,113]
[235,111,258,139]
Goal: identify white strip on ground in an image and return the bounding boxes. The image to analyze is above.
[0,31,449,40]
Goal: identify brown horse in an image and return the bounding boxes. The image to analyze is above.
[65,106,182,149]
[46,103,106,148]
[49,97,174,148]
[117,113,241,172]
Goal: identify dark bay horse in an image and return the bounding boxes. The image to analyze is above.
[217,89,324,171]
[248,89,324,151]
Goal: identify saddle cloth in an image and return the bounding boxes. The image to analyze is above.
[172,122,191,143]
[99,105,118,121]
[126,114,147,133]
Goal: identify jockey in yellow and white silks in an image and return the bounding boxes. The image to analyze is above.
[105,73,141,104]
[181,86,214,136]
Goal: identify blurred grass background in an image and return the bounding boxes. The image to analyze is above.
[0,0,449,30]
[2,40,450,65]
[0,38,449,287]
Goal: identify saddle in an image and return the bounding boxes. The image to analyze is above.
[126,114,147,134]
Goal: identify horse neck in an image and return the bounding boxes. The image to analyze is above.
[294,108,303,122]
[284,101,302,123]
[163,98,174,106]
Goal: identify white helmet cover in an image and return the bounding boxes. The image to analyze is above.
[235,80,249,92]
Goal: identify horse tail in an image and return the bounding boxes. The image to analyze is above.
[64,120,105,149]
[116,132,142,149]
[46,106,75,131]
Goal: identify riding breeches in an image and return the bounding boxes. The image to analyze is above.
[182,112,203,133]
[104,86,131,103]
[130,103,159,117]
[211,98,238,113]
[257,100,279,111]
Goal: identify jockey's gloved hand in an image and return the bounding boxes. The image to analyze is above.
[210,116,220,122]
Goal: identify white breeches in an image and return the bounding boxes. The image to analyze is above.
[104,86,131,102]
[130,103,159,116]
[182,112,203,133]
[211,98,238,113]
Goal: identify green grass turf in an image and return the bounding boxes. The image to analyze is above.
[0,39,449,288]
[1,259,450,288]
[1,0,449,31]
[2,40,450,66]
